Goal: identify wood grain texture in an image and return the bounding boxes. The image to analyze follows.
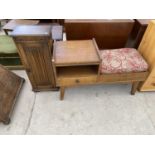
[98,72,148,84]
[60,87,65,100]
[65,19,134,49]
[138,20,155,91]
[126,19,152,48]
[54,40,100,66]
[53,39,148,100]
[0,65,24,124]
[57,66,98,86]
[131,82,140,95]
[12,25,57,91]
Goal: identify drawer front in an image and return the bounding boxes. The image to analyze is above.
[57,76,97,87]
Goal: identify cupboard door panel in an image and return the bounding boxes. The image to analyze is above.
[22,42,54,89]
[12,25,56,91]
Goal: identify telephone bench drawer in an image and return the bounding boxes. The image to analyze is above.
[57,76,97,87]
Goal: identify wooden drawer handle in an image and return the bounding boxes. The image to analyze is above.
[75,79,80,83]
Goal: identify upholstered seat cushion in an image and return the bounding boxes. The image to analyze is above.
[100,48,148,74]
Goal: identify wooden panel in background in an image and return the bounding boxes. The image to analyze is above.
[138,20,155,91]
[126,19,152,49]
[65,19,134,49]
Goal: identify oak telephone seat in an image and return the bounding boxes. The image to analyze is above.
[53,39,149,100]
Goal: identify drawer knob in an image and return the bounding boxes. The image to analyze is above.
[75,79,80,83]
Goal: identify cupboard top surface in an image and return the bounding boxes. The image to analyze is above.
[11,25,52,36]
[3,19,39,30]
[54,40,100,66]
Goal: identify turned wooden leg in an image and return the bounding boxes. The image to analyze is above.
[60,87,65,100]
[131,82,140,95]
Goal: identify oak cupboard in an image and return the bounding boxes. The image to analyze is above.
[11,25,57,91]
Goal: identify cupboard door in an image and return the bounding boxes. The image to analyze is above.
[22,42,55,90]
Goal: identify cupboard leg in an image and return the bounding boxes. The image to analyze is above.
[1,117,11,125]
[60,87,65,100]
[131,82,140,95]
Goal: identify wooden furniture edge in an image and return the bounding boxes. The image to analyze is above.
[52,40,58,85]
[98,71,149,83]
[0,65,25,124]
[92,38,102,78]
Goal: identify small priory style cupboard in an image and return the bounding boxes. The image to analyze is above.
[11,25,57,91]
